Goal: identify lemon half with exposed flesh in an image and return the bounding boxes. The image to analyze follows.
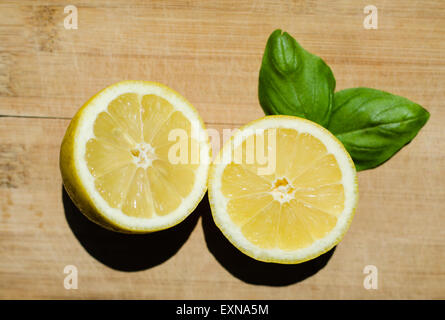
[208,115,358,264]
[60,81,211,233]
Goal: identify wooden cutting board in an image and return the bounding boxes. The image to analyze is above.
[0,0,444,299]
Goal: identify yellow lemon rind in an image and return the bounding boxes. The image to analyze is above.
[60,80,211,234]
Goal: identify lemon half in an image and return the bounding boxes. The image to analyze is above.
[60,81,211,233]
[208,115,358,264]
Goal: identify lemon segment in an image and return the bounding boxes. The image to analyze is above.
[277,202,313,250]
[141,94,174,143]
[227,193,274,226]
[60,81,211,233]
[94,163,137,209]
[241,201,282,249]
[209,115,358,264]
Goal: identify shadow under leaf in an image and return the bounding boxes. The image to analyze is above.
[62,186,200,272]
[201,198,336,286]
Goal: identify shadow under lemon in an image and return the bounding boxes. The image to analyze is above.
[62,186,201,272]
[63,187,335,281]
[201,194,336,286]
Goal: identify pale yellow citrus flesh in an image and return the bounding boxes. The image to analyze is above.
[85,93,199,219]
[221,129,344,250]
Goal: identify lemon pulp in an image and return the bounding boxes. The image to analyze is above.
[85,93,200,218]
[222,128,344,250]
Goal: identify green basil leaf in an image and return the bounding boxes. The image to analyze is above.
[328,87,430,171]
[258,29,335,127]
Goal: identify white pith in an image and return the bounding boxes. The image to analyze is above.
[209,116,358,263]
[130,142,156,169]
[271,177,295,204]
[73,81,210,231]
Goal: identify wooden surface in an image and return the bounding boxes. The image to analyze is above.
[0,0,444,299]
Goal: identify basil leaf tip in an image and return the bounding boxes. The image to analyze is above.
[258,29,335,127]
[328,87,430,171]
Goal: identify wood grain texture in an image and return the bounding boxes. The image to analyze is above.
[0,0,444,299]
